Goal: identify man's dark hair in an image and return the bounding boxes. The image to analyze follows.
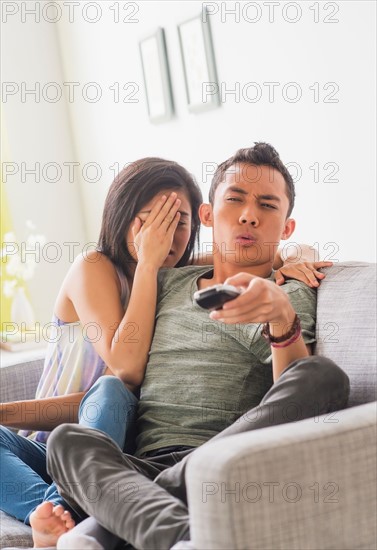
[209,142,295,217]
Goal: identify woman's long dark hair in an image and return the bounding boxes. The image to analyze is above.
[98,158,202,278]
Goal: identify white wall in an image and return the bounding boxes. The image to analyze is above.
[56,0,376,261]
[2,7,87,324]
[2,1,376,322]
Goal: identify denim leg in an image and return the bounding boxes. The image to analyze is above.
[0,377,137,526]
[78,376,138,453]
[0,426,70,524]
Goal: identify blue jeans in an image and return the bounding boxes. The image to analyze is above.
[0,376,138,524]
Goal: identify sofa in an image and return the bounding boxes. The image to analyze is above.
[1,262,376,550]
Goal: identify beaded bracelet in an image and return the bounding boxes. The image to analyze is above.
[262,314,301,347]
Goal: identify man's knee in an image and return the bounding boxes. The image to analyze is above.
[47,422,74,450]
[46,423,82,473]
[287,355,350,407]
[305,355,349,388]
[314,356,350,407]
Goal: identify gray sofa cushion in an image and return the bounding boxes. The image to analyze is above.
[0,360,43,549]
[0,359,44,404]
[186,401,377,550]
[0,511,32,549]
[314,262,377,407]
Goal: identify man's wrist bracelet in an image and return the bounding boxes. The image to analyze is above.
[269,326,302,348]
[262,314,301,344]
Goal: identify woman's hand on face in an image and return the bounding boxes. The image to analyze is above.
[274,261,333,288]
[131,192,182,269]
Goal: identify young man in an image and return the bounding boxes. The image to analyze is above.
[45,143,349,549]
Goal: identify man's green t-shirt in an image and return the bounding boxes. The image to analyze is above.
[135,266,316,457]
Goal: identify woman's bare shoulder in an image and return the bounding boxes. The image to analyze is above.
[55,251,120,321]
[69,250,118,278]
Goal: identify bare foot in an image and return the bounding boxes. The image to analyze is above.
[30,501,75,548]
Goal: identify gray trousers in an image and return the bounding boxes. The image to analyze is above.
[47,356,350,550]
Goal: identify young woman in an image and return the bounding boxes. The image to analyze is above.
[0,157,330,547]
[0,158,202,530]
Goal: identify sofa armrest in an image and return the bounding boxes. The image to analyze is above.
[186,402,377,550]
[0,358,44,403]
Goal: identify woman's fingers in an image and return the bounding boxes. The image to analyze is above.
[161,205,181,230]
[153,194,181,229]
[131,217,142,240]
[140,194,168,227]
[298,265,321,286]
[274,268,285,286]
[166,211,181,235]
[313,261,333,268]
[274,260,333,287]
[133,193,182,268]
[142,192,180,230]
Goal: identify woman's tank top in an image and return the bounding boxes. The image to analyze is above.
[19,264,130,443]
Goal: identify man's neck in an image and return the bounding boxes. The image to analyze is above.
[198,259,274,289]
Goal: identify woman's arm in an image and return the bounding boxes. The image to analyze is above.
[193,244,318,267]
[273,244,317,269]
[0,392,85,431]
[192,244,333,288]
[273,244,333,287]
[63,194,181,387]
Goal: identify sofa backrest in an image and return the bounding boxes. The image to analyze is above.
[314,262,376,407]
[0,358,44,403]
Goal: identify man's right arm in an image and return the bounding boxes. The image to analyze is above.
[209,273,314,381]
